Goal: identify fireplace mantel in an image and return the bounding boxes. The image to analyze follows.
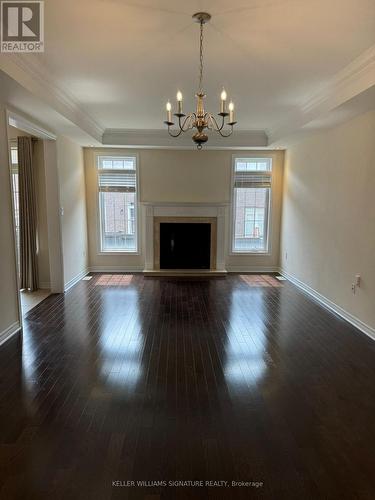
[142,202,228,275]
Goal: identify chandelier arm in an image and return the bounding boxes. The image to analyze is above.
[218,114,226,131]
[167,125,184,138]
[188,113,197,130]
[216,125,234,138]
[207,114,234,137]
[180,113,195,131]
[210,113,227,131]
[205,113,215,131]
[167,114,195,137]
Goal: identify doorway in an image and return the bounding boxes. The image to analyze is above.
[8,126,51,316]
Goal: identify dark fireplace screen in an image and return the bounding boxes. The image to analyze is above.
[160,223,211,269]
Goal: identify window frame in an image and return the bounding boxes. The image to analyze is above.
[229,155,273,255]
[95,152,140,255]
[9,143,20,274]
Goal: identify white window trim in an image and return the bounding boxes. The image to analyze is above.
[10,142,18,173]
[229,154,273,256]
[95,152,141,255]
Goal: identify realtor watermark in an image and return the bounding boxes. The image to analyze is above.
[112,479,264,489]
[1,1,44,52]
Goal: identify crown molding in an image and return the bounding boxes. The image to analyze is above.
[0,54,104,142]
[7,108,57,140]
[102,128,268,149]
[302,45,375,114]
[268,44,375,144]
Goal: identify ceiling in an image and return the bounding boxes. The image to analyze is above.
[0,0,374,146]
[0,71,102,145]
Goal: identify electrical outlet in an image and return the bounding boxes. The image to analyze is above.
[351,283,356,294]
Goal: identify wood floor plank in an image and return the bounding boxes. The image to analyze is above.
[0,273,374,499]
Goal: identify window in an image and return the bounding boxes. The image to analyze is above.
[11,146,18,165]
[10,144,20,271]
[244,208,265,238]
[97,155,138,252]
[231,157,272,253]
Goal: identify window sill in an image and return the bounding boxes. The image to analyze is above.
[229,250,271,256]
[98,251,140,256]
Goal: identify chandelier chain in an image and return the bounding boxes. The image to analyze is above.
[199,20,204,93]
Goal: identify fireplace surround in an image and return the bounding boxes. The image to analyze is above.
[156,217,216,270]
[143,203,227,275]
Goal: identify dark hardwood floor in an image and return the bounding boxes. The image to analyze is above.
[1,273,375,499]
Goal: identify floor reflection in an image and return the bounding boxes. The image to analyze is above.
[240,274,283,287]
[97,285,144,395]
[95,274,134,286]
[224,286,269,391]
[22,330,37,389]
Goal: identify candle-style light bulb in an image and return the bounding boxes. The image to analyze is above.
[220,88,227,114]
[176,91,183,114]
[228,101,234,123]
[166,101,172,123]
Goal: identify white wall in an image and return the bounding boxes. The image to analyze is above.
[280,110,375,333]
[56,136,88,288]
[0,105,20,342]
[43,140,64,293]
[84,148,284,272]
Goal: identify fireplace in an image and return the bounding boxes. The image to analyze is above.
[143,204,227,275]
[153,217,217,270]
[160,222,211,269]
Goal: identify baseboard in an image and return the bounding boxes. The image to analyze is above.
[88,266,144,273]
[226,266,279,273]
[279,268,375,342]
[0,321,21,347]
[64,268,89,292]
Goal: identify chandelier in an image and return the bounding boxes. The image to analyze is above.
[164,12,237,150]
